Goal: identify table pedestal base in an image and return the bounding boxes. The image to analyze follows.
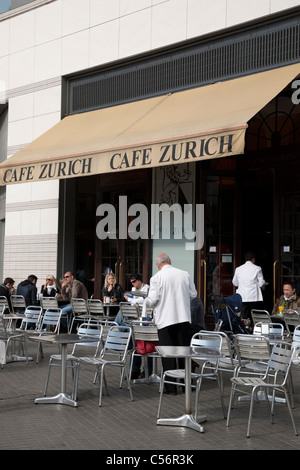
[6,354,33,363]
[133,373,161,384]
[157,413,207,433]
[35,393,77,407]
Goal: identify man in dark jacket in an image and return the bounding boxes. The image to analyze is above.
[0,277,15,312]
[17,275,38,306]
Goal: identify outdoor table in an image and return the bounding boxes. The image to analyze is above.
[155,345,222,433]
[29,333,98,407]
[103,302,119,318]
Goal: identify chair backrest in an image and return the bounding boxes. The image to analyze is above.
[292,324,300,345]
[40,296,58,310]
[266,343,293,384]
[39,308,62,333]
[191,331,223,351]
[234,334,271,362]
[0,305,7,334]
[21,305,43,330]
[0,296,11,314]
[71,322,103,356]
[119,302,139,320]
[71,298,88,315]
[251,309,271,325]
[131,320,159,344]
[87,298,105,316]
[101,325,132,361]
[138,305,153,319]
[10,295,26,313]
[253,322,284,339]
[283,310,300,335]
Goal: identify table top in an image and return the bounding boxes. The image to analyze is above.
[155,345,221,358]
[29,333,99,345]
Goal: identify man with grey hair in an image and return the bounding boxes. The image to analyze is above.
[143,253,197,394]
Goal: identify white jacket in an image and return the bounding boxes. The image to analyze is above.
[232,261,265,302]
[142,264,197,330]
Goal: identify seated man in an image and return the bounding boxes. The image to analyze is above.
[60,271,88,332]
[272,280,300,315]
[17,275,38,307]
[0,277,15,313]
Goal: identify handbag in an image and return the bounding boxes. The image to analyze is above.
[136,340,158,355]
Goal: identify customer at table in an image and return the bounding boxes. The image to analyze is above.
[124,274,149,306]
[0,277,15,313]
[142,253,197,394]
[17,274,38,307]
[272,280,300,316]
[60,271,88,332]
[102,273,124,316]
[40,274,61,298]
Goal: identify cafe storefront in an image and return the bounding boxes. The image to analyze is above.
[1,9,300,315]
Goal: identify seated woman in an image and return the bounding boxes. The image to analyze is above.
[40,274,61,297]
[102,273,124,316]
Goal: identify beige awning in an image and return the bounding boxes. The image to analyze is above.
[1,63,300,185]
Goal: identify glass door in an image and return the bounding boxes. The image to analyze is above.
[204,175,236,313]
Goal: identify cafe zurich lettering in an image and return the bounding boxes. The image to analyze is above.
[0,129,245,185]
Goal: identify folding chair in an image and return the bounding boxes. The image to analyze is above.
[251,309,271,326]
[283,310,300,336]
[87,298,105,318]
[0,296,12,314]
[0,306,29,366]
[119,302,139,322]
[20,305,43,331]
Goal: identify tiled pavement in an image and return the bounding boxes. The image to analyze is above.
[1,339,300,453]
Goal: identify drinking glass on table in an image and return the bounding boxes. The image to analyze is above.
[278,305,284,315]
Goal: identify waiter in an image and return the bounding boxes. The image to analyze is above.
[143,253,197,394]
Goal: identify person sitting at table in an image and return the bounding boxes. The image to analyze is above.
[40,274,61,298]
[272,280,300,315]
[102,273,124,316]
[124,274,149,306]
[60,271,88,332]
[17,274,38,307]
[0,277,15,313]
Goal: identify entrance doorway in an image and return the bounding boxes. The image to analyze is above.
[94,169,152,298]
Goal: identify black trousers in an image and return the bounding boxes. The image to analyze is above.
[158,322,190,392]
[241,301,264,322]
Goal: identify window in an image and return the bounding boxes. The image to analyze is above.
[0,0,35,14]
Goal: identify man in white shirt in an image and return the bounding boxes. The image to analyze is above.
[124,274,149,307]
[232,252,266,322]
[143,253,197,393]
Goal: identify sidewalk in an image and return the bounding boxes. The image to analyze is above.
[0,339,299,452]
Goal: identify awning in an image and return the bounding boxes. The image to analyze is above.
[1,63,300,186]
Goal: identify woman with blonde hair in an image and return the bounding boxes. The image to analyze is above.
[102,273,124,314]
[41,274,61,297]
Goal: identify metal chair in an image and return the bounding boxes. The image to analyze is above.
[20,305,43,331]
[87,298,105,317]
[44,322,103,397]
[33,307,62,363]
[233,334,272,378]
[157,332,226,420]
[0,306,29,366]
[253,322,284,340]
[10,295,26,314]
[283,310,300,336]
[0,296,12,314]
[73,325,133,406]
[130,320,160,384]
[251,309,271,326]
[226,342,298,437]
[119,302,139,322]
[138,304,154,320]
[40,296,59,310]
[69,298,90,332]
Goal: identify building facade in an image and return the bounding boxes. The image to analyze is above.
[1,0,300,315]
